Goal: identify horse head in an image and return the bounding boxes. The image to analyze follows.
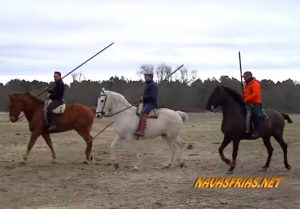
[206,86,226,111]
[8,93,29,122]
[96,88,112,118]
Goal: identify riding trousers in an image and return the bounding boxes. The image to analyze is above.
[245,103,267,132]
[45,100,63,125]
[142,103,156,114]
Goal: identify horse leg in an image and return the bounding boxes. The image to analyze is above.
[110,135,121,169]
[228,139,240,173]
[41,133,56,163]
[162,136,175,168]
[77,130,93,163]
[273,134,291,170]
[132,153,141,171]
[23,132,40,163]
[261,136,273,171]
[174,136,185,168]
[219,136,232,166]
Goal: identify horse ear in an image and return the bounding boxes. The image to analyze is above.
[101,88,106,94]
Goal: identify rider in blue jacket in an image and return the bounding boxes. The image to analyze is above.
[135,69,158,137]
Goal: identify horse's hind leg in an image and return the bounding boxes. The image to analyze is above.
[77,130,93,163]
[42,133,56,163]
[273,134,291,170]
[23,132,40,163]
[262,136,273,171]
[219,136,232,166]
[163,136,176,168]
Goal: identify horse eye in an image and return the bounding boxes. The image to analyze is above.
[100,100,104,103]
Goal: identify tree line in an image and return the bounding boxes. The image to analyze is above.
[1,75,300,113]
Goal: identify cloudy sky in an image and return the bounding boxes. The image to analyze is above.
[1,0,300,84]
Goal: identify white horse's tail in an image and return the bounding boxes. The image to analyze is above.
[176,111,188,122]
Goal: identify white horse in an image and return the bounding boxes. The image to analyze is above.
[96,88,188,170]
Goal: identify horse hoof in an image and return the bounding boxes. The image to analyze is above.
[227,167,234,174]
[90,155,94,161]
[82,160,90,164]
[113,162,119,170]
[179,162,186,168]
[162,163,172,169]
[23,155,28,162]
[51,160,57,164]
[131,166,140,172]
[19,161,26,166]
[285,165,291,170]
[259,166,268,172]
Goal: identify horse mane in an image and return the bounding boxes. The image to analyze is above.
[222,86,247,115]
[108,91,131,106]
[13,93,44,105]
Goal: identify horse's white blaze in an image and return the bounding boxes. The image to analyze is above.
[96,89,188,168]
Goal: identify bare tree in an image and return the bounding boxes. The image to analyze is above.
[187,70,198,84]
[156,63,172,82]
[179,68,189,84]
[137,64,155,76]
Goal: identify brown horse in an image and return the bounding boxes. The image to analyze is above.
[8,92,96,163]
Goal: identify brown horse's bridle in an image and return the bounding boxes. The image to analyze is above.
[7,104,24,122]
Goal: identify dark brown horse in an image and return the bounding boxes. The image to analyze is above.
[206,86,292,173]
[8,93,96,163]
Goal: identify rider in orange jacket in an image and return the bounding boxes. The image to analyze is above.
[243,71,266,138]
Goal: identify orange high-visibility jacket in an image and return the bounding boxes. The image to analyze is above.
[243,79,261,104]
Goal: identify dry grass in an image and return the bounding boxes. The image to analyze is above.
[0,112,299,209]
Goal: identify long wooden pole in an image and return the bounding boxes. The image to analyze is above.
[238,51,244,97]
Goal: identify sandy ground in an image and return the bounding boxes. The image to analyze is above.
[0,112,299,209]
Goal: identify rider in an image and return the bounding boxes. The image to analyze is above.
[135,69,158,137]
[243,71,266,138]
[45,71,65,131]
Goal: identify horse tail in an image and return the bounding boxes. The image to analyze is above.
[281,113,293,123]
[176,111,188,122]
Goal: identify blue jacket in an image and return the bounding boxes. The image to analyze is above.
[143,80,158,108]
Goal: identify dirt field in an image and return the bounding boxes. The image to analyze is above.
[0,112,299,209]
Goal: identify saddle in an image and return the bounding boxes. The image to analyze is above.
[44,99,66,114]
[136,104,159,118]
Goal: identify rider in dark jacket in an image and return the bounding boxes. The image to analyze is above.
[135,69,158,137]
[45,71,65,131]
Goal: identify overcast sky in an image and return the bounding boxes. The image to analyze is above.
[1,0,300,84]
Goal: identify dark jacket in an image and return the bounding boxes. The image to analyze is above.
[49,79,65,100]
[143,80,158,108]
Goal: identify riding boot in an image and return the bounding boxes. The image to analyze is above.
[245,110,251,134]
[135,114,147,137]
[251,118,259,138]
[46,109,56,131]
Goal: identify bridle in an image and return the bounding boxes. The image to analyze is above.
[96,91,108,117]
[96,91,140,118]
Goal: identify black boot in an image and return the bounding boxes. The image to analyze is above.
[46,109,56,132]
[245,119,259,139]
